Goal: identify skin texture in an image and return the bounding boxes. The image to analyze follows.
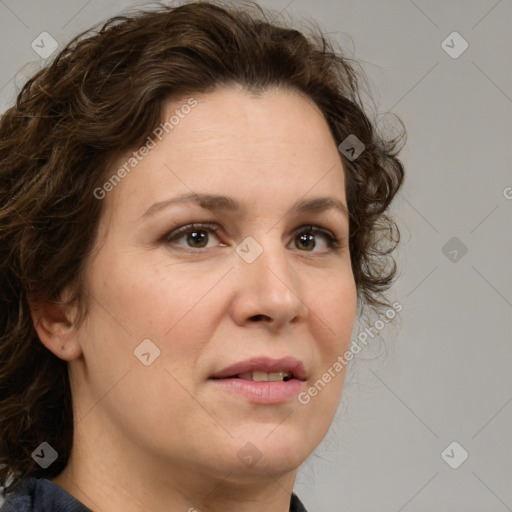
[32,85,358,512]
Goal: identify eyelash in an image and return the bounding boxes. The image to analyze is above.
[162,222,343,253]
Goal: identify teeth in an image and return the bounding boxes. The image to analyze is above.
[254,371,273,382]
[238,371,292,382]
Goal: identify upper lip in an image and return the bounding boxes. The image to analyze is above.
[210,356,307,381]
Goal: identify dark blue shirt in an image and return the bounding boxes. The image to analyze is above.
[1,477,308,511]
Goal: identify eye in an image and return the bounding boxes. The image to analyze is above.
[162,223,343,253]
[163,223,222,249]
[291,226,342,253]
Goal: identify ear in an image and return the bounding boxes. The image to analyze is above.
[29,294,83,362]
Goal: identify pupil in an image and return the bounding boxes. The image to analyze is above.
[188,230,207,247]
[298,232,315,250]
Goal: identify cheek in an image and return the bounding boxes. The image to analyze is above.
[300,279,356,428]
[304,284,356,414]
[77,256,217,434]
[90,250,223,340]
[85,255,230,396]
[309,274,357,353]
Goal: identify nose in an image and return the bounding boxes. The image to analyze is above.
[230,236,309,331]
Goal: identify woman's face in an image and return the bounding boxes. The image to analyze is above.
[68,85,357,485]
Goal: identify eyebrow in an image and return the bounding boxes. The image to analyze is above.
[140,192,349,220]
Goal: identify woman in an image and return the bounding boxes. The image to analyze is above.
[0,1,405,510]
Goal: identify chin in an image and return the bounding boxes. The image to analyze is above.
[228,428,316,478]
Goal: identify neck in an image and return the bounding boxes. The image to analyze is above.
[51,465,297,512]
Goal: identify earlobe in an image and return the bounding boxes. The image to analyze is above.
[29,297,83,361]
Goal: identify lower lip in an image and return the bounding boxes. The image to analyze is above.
[210,378,305,404]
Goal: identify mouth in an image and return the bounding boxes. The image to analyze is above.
[210,356,307,381]
[229,371,295,382]
[209,357,307,404]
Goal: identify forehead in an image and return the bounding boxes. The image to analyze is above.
[100,85,347,226]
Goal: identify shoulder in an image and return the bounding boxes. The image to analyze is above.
[290,492,309,512]
[1,477,91,512]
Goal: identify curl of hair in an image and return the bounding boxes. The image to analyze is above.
[0,0,404,494]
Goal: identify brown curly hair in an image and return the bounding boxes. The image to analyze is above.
[0,0,404,494]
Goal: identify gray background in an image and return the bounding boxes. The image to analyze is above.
[1,1,511,511]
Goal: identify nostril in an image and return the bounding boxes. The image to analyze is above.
[250,314,268,322]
